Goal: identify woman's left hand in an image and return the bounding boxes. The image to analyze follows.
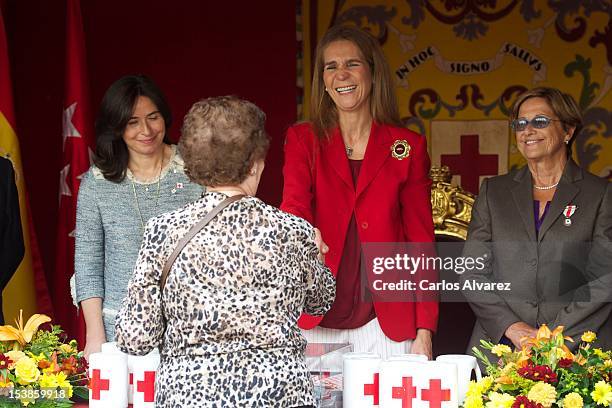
[314,228,329,263]
[409,328,433,360]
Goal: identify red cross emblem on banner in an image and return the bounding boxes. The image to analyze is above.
[137,371,156,402]
[89,368,110,400]
[392,376,417,408]
[363,372,379,405]
[441,134,498,194]
[421,379,451,408]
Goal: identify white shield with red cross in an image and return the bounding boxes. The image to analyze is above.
[130,350,161,407]
[431,120,509,195]
[88,351,129,408]
[343,353,382,407]
[379,360,458,408]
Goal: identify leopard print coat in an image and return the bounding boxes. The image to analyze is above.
[116,192,335,407]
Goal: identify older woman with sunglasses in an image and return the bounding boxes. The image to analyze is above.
[460,87,611,356]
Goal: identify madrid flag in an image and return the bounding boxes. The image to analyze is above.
[0,7,52,321]
[54,0,94,341]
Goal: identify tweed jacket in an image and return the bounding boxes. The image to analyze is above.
[460,160,611,352]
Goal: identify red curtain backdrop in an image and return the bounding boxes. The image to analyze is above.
[4,0,296,323]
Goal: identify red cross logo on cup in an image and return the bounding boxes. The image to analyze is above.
[89,368,110,400]
[363,372,379,405]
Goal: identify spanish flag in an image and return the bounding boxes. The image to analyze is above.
[0,6,52,321]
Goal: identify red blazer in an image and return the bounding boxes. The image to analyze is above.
[281,121,438,341]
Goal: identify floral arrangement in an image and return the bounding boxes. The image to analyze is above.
[465,325,612,408]
[0,311,88,407]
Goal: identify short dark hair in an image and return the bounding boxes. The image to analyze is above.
[179,96,270,187]
[93,75,172,182]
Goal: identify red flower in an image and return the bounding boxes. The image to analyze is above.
[0,354,12,371]
[517,364,558,383]
[512,396,544,408]
[557,358,573,368]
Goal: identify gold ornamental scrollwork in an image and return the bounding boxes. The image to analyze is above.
[430,165,475,241]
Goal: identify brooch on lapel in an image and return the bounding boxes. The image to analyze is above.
[563,204,577,226]
[391,140,410,160]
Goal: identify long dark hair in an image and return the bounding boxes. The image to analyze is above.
[93,74,172,182]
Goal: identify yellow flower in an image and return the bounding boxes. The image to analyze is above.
[562,392,583,408]
[58,343,75,354]
[527,382,557,408]
[485,392,515,408]
[14,357,40,385]
[465,395,484,408]
[19,385,36,406]
[38,372,58,389]
[55,372,73,398]
[604,359,612,369]
[491,344,512,357]
[0,310,51,347]
[581,331,597,343]
[5,350,26,369]
[591,381,612,406]
[593,348,607,359]
[27,352,46,364]
[467,376,494,398]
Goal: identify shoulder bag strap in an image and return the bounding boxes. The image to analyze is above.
[160,194,245,291]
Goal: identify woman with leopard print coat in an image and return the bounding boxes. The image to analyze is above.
[116,96,336,407]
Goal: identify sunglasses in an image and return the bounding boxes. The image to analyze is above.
[510,115,562,132]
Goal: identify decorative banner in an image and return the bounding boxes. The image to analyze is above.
[431,120,509,194]
[300,1,612,181]
[396,43,546,88]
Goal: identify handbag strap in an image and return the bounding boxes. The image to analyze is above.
[160,194,245,291]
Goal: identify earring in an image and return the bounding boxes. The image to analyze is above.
[565,140,569,145]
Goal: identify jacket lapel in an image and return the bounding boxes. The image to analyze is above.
[356,122,390,197]
[511,166,538,242]
[537,160,581,242]
[321,127,354,191]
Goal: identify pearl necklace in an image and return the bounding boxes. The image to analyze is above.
[131,160,163,230]
[533,182,559,190]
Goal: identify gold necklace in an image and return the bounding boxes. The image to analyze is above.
[131,159,163,230]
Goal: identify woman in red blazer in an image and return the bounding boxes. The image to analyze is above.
[281,25,438,358]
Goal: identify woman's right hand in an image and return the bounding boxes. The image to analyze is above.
[504,321,538,349]
[80,297,106,361]
[314,228,329,263]
[84,334,106,361]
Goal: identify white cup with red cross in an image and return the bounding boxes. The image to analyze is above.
[435,354,481,405]
[342,352,381,408]
[130,350,161,407]
[88,351,129,408]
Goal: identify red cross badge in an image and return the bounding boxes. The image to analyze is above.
[563,205,576,218]
[391,140,411,160]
